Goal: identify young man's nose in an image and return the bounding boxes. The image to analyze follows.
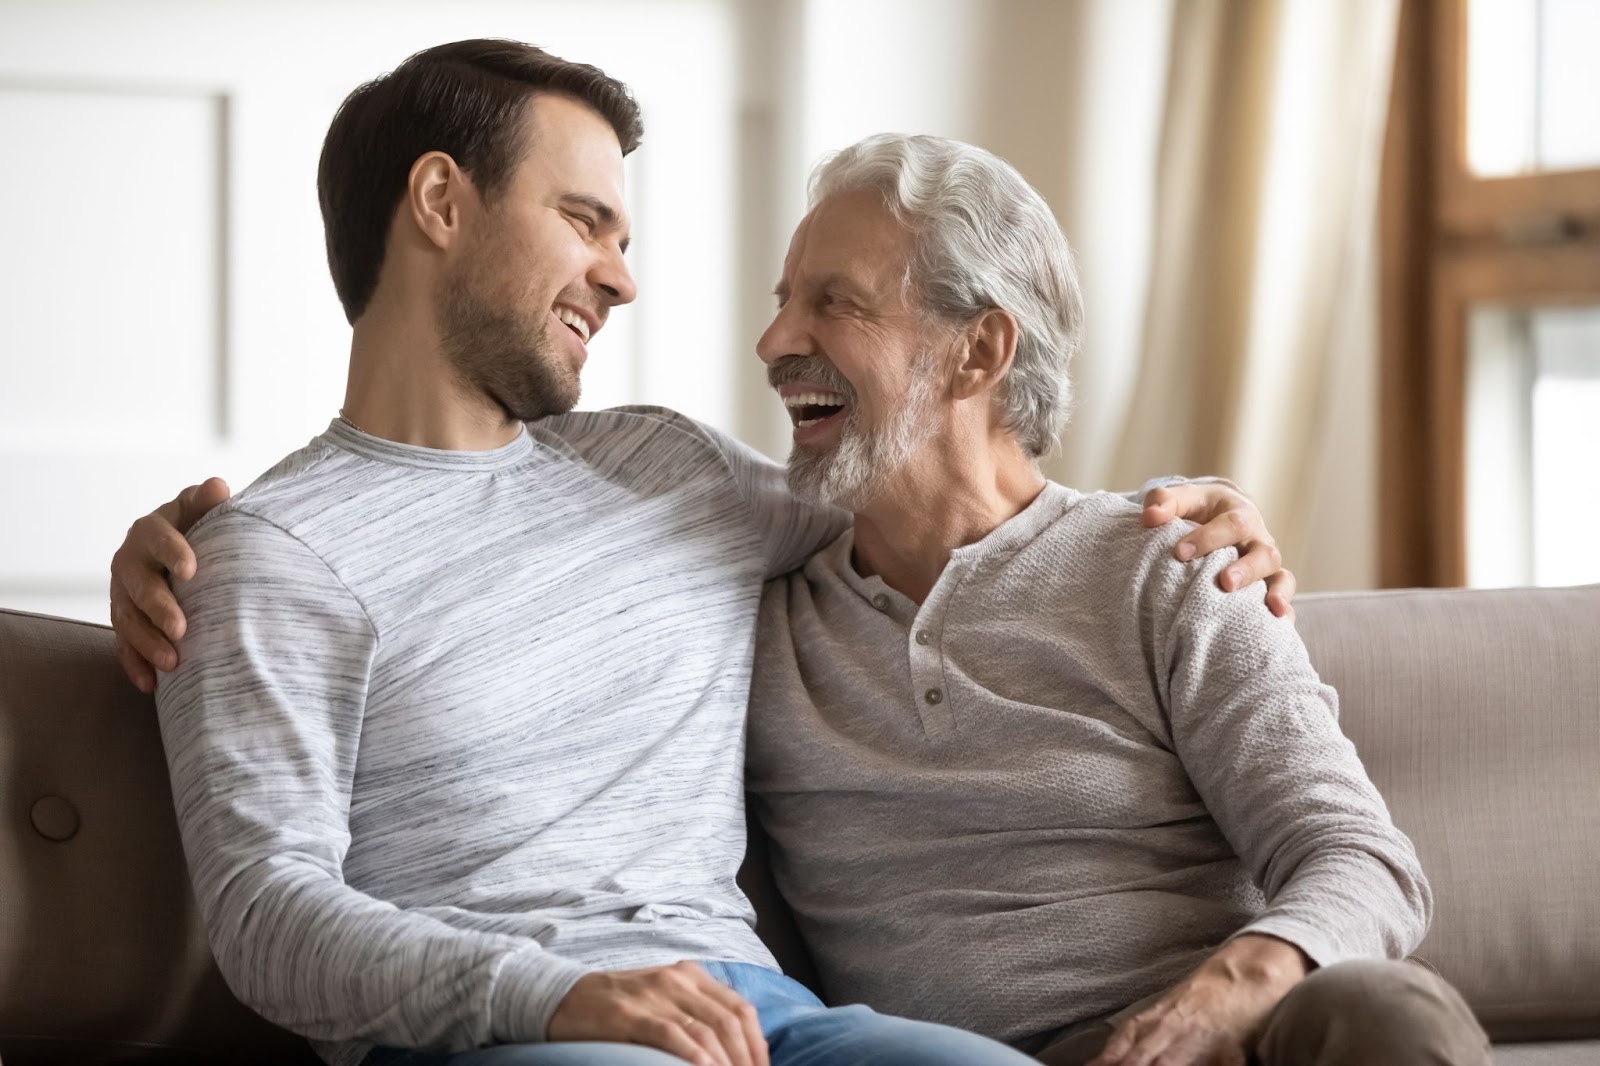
[592,247,637,306]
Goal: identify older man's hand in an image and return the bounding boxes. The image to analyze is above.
[109,477,232,693]
[1141,482,1295,620]
[1088,935,1311,1066]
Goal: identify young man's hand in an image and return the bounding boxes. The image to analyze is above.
[109,477,231,692]
[1088,934,1311,1066]
[548,961,769,1066]
[1141,482,1296,619]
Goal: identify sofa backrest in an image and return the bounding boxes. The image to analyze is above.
[0,609,318,1064]
[1294,585,1600,1041]
[1,587,1597,1061]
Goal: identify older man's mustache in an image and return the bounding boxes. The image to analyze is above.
[766,354,856,400]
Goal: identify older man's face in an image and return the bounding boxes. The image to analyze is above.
[757,189,947,507]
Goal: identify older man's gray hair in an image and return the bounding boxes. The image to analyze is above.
[807,133,1083,459]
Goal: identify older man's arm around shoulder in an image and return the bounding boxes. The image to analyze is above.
[1086,530,1488,1066]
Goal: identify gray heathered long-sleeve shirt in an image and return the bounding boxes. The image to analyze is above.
[154,410,843,1066]
[746,482,1432,1050]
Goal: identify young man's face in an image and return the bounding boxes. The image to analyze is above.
[440,93,636,422]
[757,188,948,508]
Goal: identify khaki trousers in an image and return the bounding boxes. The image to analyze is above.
[1034,959,1492,1066]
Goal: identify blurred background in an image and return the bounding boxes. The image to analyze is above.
[1,0,1596,623]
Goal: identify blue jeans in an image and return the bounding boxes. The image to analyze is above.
[363,961,1035,1066]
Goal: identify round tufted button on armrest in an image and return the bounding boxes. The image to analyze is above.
[30,795,82,842]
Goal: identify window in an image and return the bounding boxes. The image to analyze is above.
[1380,0,1600,587]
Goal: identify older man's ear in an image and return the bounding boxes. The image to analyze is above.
[950,308,1021,401]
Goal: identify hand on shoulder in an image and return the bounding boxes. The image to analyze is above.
[109,477,231,693]
[1139,480,1295,620]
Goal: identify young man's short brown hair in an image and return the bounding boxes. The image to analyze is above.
[316,38,643,324]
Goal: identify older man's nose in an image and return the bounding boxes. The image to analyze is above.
[757,305,806,366]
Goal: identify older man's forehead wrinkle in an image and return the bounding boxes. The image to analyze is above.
[773,273,859,309]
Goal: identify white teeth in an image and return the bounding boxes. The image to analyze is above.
[554,306,590,343]
[781,391,847,408]
[795,418,824,428]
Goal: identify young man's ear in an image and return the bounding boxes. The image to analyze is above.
[406,151,470,250]
[950,308,1020,401]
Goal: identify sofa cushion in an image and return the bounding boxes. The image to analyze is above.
[1296,586,1600,1042]
[1493,1041,1600,1066]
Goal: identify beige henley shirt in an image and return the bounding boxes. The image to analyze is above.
[746,482,1431,1050]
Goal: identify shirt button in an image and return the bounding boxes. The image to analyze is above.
[924,687,943,705]
[871,593,890,610]
[915,629,931,646]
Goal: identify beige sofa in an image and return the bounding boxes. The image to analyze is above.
[2,587,1597,1064]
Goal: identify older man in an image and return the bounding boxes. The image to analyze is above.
[747,134,1492,1066]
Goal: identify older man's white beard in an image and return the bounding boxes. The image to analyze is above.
[786,360,942,511]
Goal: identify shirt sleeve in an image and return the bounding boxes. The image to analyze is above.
[696,421,850,578]
[155,509,590,1052]
[1144,533,1432,967]
[1122,474,1239,506]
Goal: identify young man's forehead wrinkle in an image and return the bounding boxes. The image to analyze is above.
[558,192,625,227]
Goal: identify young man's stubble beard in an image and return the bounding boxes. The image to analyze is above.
[785,347,944,510]
[437,229,579,426]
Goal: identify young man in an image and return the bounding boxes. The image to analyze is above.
[108,40,1290,1066]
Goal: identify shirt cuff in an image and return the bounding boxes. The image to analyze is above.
[489,946,596,1043]
[1230,916,1345,971]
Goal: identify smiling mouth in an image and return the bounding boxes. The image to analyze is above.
[554,305,592,344]
[783,390,849,428]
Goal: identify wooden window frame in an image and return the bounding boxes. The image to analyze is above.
[1380,0,1600,588]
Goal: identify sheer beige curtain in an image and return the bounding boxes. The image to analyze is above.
[1048,0,1399,590]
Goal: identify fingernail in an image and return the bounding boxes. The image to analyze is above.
[1223,568,1239,589]
[1175,542,1196,561]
